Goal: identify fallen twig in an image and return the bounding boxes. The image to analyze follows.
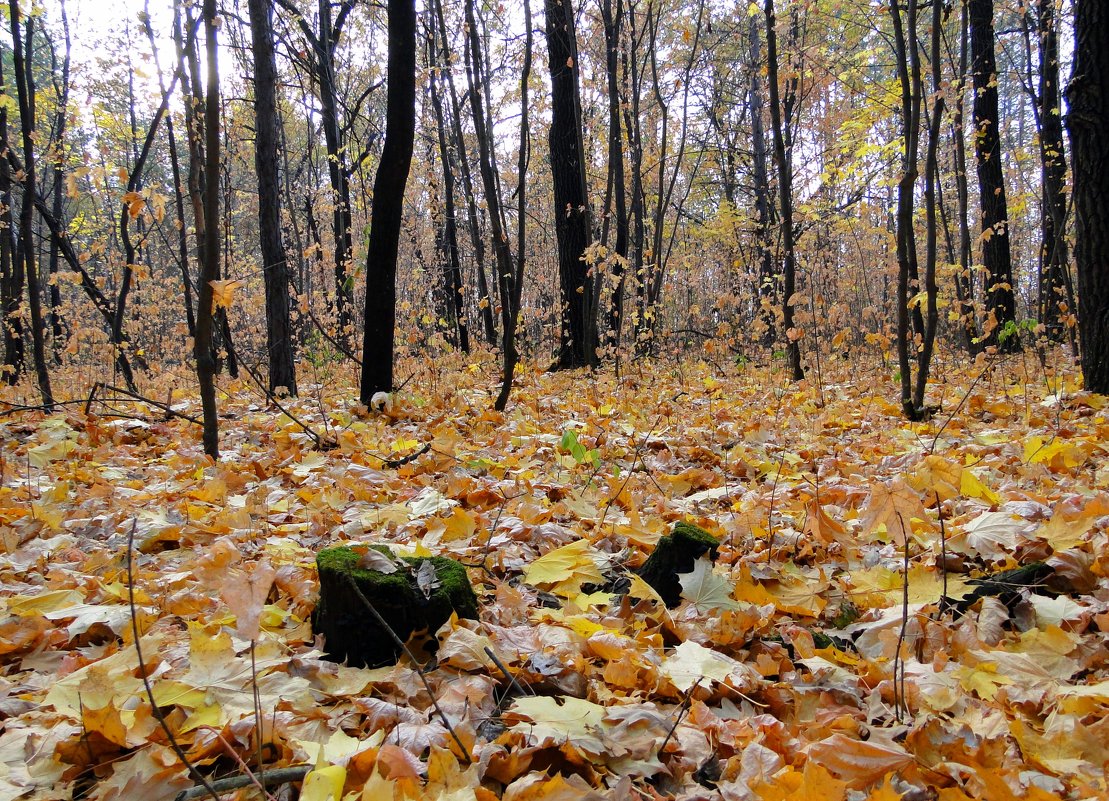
[344,575,473,764]
[173,766,311,801]
[127,522,222,801]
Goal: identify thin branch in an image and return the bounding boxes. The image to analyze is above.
[127,522,223,801]
[343,575,473,764]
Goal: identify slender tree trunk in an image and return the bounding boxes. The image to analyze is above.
[195,0,222,458]
[601,0,628,351]
[248,0,297,396]
[1032,0,1074,348]
[317,0,356,351]
[0,56,23,384]
[360,0,416,401]
[427,28,470,354]
[147,7,196,338]
[889,0,921,417]
[1066,0,1109,393]
[969,0,1018,350]
[46,3,71,360]
[764,0,803,380]
[913,0,942,413]
[951,0,980,353]
[748,15,775,347]
[432,0,496,345]
[496,0,532,411]
[9,4,53,408]
[545,0,597,369]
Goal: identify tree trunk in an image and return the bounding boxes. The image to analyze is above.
[1033,0,1074,348]
[545,0,597,369]
[9,4,53,408]
[46,4,71,361]
[764,0,803,381]
[427,31,469,354]
[0,56,23,384]
[360,0,416,402]
[969,0,1018,351]
[601,0,628,352]
[195,0,222,458]
[432,0,496,346]
[951,0,981,354]
[748,15,776,347]
[1066,0,1109,394]
[248,0,298,396]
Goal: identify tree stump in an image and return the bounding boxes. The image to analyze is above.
[636,521,720,607]
[312,545,479,668]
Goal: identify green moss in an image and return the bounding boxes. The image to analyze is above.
[670,521,719,550]
[636,521,721,607]
[313,546,479,668]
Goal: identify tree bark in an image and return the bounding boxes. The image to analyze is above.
[248,0,298,396]
[601,0,628,351]
[0,56,23,384]
[763,0,803,380]
[1066,0,1109,393]
[9,3,53,408]
[195,0,222,458]
[360,0,416,402]
[1032,0,1074,347]
[969,0,1018,350]
[545,0,597,369]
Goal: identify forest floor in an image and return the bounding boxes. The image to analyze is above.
[0,347,1106,801]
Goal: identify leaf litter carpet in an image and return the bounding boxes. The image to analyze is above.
[0,354,1106,800]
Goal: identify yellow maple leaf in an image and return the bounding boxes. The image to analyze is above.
[523,539,604,597]
[208,279,243,310]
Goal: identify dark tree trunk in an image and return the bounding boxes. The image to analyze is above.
[360,0,416,402]
[914,0,942,414]
[748,15,775,347]
[195,0,222,458]
[0,56,23,384]
[1066,0,1109,393]
[951,0,981,354]
[150,8,196,338]
[45,4,70,360]
[427,32,469,354]
[248,0,298,396]
[497,0,531,411]
[432,0,496,346]
[545,0,597,369]
[317,0,356,352]
[889,0,922,418]
[1032,0,1074,347]
[601,0,627,351]
[764,0,803,381]
[9,4,53,408]
[969,0,1018,350]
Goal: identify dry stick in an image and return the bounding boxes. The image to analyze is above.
[484,645,534,718]
[935,490,948,604]
[343,575,473,764]
[126,523,223,801]
[222,338,326,449]
[173,767,312,801]
[893,512,911,724]
[377,443,431,469]
[96,383,204,426]
[656,678,702,758]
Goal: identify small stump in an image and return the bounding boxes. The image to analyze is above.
[636,521,720,607]
[313,545,479,668]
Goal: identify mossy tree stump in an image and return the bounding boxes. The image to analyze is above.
[313,545,479,668]
[636,521,720,607]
